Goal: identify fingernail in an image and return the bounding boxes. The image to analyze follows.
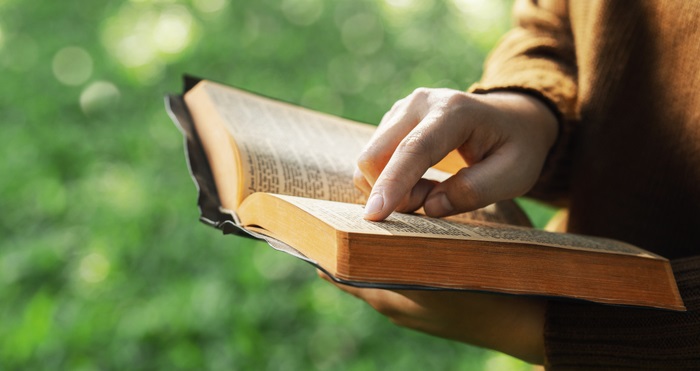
[364,193,384,216]
[426,193,453,214]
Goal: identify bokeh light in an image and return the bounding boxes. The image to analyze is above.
[192,0,228,14]
[79,80,121,115]
[328,56,370,94]
[52,46,93,86]
[1,1,549,369]
[101,3,198,83]
[384,0,417,9]
[380,0,435,26]
[340,13,384,55]
[301,85,344,116]
[94,164,145,217]
[452,0,510,36]
[281,0,323,26]
[152,6,194,54]
[79,252,111,284]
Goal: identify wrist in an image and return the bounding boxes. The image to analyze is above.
[484,91,559,150]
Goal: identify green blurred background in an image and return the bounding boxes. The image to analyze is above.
[1,0,556,369]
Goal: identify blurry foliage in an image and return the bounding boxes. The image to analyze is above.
[0,0,550,369]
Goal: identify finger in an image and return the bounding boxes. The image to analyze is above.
[424,145,540,217]
[357,90,429,184]
[363,113,467,221]
[353,167,372,196]
[394,178,437,213]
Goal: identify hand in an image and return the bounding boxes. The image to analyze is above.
[356,88,558,221]
[319,271,546,365]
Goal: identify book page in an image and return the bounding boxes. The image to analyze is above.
[202,81,372,204]
[272,194,656,257]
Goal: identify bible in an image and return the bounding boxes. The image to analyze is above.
[166,77,684,311]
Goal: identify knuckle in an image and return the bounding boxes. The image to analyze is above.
[444,90,471,107]
[397,131,432,157]
[353,172,365,188]
[356,150,378,173]
[445,93,480,127]
[390,97,407,111]
[456,183,481,206]
[456,145,482,165]
[451,171,486,210]
[408,87,431,103]
[353,169,372,194]
[411,86,429,96]
[377,171,406,192]
[353,168,365,184]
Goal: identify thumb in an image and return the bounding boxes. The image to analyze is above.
[423,149,539,217]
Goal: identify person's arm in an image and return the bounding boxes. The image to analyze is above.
[337,1,575,363]
[476,2,700,367]
[328,1,700,369]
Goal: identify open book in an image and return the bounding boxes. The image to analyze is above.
[166,77,684,311]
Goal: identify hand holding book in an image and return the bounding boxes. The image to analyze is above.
[319,270,547,364]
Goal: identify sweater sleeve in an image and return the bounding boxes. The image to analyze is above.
[544,256,700,369]
[471,2,700,368]
[469,0,578,204]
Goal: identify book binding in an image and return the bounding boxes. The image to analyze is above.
[165,76,318,265]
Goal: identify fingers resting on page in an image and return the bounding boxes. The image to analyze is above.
[356,88,559,221]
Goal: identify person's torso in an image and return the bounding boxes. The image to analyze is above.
[567,0,700,258]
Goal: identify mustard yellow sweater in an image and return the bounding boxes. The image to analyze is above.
[472,0,700,368]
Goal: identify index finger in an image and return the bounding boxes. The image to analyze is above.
[356,95,423,185]
[363,113,463,220]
